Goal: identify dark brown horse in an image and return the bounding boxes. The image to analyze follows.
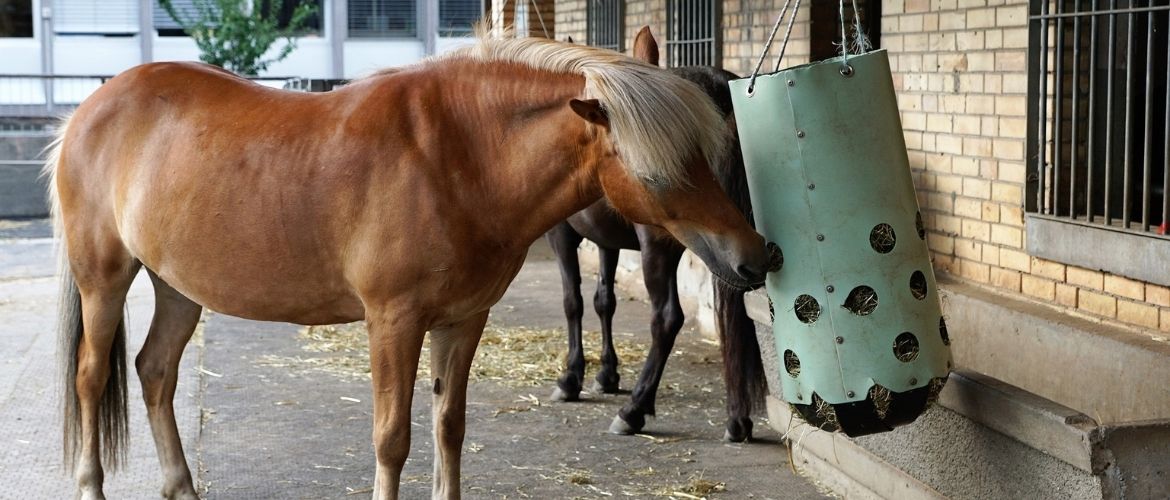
[47,35,775,499]
[547,28,767,442]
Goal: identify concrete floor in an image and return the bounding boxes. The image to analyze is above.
[0,219,832,499]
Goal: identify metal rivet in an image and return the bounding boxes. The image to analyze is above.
[841,64,854,77]
[826,285,835,293]
[816,234,825,241]
[835,336,844,344]
[807,183,815,190]
[787,79,795,87]
[796,129,806,138]
[909,378,919,385]
[846,391,855,398]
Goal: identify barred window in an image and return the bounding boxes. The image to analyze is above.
[349,0,417,38]
[439,0,480,37]
[1026,0,1170,285]
[55,0,138,34]
[665,0,718,67]
[586,0,622,52]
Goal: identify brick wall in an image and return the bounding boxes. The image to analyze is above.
[721,0,809,77]
[885,0,1169,333]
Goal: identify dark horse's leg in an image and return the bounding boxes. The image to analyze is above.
[592,245,622,393]
[548,222,587,401]
[610,230,685,434]
[714,279,767,442]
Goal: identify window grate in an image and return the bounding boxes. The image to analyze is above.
[348,0,417,38]
[1027,0,1170,236]
[586,0,622,52]
[665,0,718,67]
[439,0,480,37]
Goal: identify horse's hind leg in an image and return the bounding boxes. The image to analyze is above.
[610,235,684,435]
[546,222,586,401]
[137,272,203,499]
[429,311,488,500]
[592,246,621,393]
[65,244,138,499]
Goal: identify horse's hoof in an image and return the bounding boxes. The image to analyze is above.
[590,379,620,394]
[608,415,639,435]
[724,418,753,443]
[550,386,579,402]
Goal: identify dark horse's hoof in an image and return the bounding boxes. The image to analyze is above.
[591,370,621,394]
[723,417,754,443]
[609,412,646,435]
[550,386,580,402]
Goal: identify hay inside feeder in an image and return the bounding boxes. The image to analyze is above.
[868,384,893,420]
[793,294,821,324]
[869,223,896,253]
[811,393,840,431]
[782,349,801,378]
[909,270,928,300]
[893,332,920,362]
[843,286,878,315]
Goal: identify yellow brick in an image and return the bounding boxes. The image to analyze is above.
[1146,285,1170,307]
[964,178,992,199]
[993,138,1025,160]
[953,157,980,176]
[962,219,991,241]
[1117,300,1160,329]
[960,259,991,283]
[995,95,1027,117]
[1021,275,1055,301]
[955,238,982,260]
[927,233,955,255]
[967,8,996,28]
[990,224,1022,247]
[1055,283,1077,307]
[981,202,1000,222]
[992,184,1023,204]
[1078,290,1117,318]
[955,197,982,218]
[1161,309,1170,332]
[1030,258,1066,280]
[1000,248,1030,272]
[1104,275,1145,301]
[995,52,1026,72]
[1000,205,1024,226]
[996,5,1028,27]
[999,161,1027,183]
[991,267,1021,292]
[935,214,962,235]
[981,245,1000,265]
[1066,266,1104,289]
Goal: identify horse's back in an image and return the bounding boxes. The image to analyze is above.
[56,62,371,324]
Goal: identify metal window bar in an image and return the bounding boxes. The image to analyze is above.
[666,0,718,67]
[586,0,622,52]
[1028,0,1170,237]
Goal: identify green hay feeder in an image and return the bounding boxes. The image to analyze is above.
[730,50,952,437]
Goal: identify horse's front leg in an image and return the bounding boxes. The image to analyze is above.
[546,223,587,402]
[368,310,426,500]
[429,311,488,500]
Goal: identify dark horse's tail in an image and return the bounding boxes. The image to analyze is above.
[677,67,770,436]
[46,118,130,471]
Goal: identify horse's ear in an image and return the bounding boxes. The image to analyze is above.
[569,99,609,128]
[632,26,659,66]
[565,35,575,44]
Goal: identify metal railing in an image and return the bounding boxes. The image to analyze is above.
[0,75,343,119]
[1027,0,1170,235]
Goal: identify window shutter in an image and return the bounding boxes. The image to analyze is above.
[55,0,139,34]
[348,0,417,38]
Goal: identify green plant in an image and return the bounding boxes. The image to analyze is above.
[158,0,318,76]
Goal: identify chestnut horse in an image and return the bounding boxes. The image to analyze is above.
[48,35,773,499]
[548,27,768,442]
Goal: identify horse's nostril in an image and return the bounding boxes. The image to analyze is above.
[767,242,783,272]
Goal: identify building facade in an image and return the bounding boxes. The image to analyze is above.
[0,0,491,79]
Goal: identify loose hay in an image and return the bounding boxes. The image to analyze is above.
[257,321,646,387]
[868,384,893,420]
[793,294,821,324]
[811,394,840,431]
[842,286,878,316]
[869,223,896,253]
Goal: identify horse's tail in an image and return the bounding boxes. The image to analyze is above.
[47,115,130,472]
[714,279,769,419]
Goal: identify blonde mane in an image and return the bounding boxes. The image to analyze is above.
[439,36,729,188]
